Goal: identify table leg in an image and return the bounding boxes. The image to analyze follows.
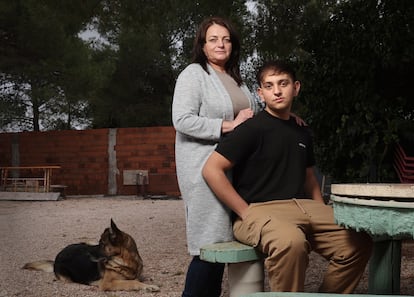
[0,169,7,190]
[368,239,401,294]
[44,169,50,192]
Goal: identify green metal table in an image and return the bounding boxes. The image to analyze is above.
[330,183,414,295]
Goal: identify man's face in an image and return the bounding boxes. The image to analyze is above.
[257,71,300,119]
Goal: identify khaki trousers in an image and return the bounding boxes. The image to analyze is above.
[233,199,372,293]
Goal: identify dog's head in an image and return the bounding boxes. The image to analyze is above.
[99,219,144,279]
[99,219,139,258]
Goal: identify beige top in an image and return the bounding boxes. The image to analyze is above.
[215,71,250,116]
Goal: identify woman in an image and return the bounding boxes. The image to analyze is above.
[172,16,260,297]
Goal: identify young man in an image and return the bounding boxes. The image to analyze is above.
[202,60,372,293]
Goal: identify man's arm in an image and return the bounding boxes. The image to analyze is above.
[202,151,250,220]
[304,167,324,203]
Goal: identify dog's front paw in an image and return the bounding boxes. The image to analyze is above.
[144,284,160,292]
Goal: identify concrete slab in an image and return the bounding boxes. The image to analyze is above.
[0,191,60,201]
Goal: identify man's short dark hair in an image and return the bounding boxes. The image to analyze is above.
[256,60,297,86]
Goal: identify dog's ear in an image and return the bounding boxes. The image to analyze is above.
[109,219,122,241]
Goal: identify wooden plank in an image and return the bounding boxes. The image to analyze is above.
[0,191,60,201]
[0,166,61,169]
[6,177,45,181]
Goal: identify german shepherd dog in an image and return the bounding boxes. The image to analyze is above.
[23,219,160,292]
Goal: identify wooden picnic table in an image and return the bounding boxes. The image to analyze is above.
[0,166,61,193]
[330,183,414,294]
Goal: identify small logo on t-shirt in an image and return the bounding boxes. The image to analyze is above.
[298,143,306,149]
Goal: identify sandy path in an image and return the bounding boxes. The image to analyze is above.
[0,196,413,296]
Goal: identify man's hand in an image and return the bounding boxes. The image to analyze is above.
[202,152,250,218]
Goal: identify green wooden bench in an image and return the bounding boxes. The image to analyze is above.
[200,241,265,297]
[241,293,413,297]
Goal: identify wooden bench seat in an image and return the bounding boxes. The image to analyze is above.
[50,184,68,197]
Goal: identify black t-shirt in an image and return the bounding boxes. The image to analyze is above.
[216,110,315,203]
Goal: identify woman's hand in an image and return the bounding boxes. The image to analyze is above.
[222,108,254,134]
[290,112,307,126]
[234,108,254,128]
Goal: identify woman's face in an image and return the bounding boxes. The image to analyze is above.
[203,24,232,71]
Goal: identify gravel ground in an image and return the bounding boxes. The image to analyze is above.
[0,196,413,297]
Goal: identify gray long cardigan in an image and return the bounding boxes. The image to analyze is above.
[172,63,260,255]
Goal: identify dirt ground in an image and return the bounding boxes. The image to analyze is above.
[0,196,413,297]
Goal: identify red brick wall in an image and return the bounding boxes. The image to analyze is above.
[0,127,180,197]
[115,127,178,196]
